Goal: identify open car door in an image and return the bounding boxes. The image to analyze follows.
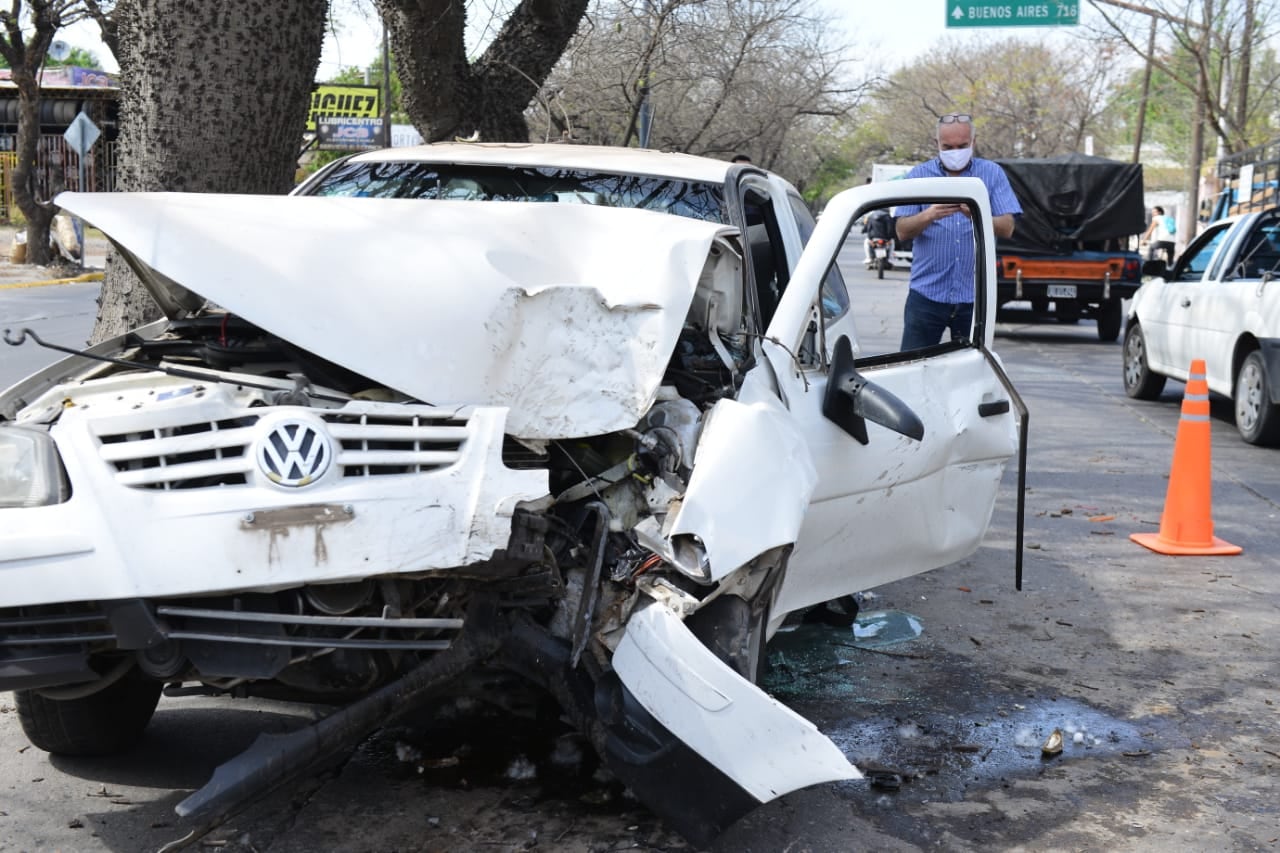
[764,177,1021,617]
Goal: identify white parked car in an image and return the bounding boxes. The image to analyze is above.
[0,143,1021,844]
[1123,207,1280,445]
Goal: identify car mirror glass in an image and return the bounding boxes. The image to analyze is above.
[1141,258,1168,279]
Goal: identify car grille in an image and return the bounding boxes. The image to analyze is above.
[0,599,462,658]
[0,606,113,648]
[95,409,472,490]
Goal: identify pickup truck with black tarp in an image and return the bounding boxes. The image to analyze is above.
[994,153,1146,341]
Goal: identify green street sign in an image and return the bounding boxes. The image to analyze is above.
[947,2,1079,27]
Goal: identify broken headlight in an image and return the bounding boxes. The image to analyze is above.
[0,425,67,507]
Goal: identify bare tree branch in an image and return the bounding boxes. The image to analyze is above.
[543,0,867,184]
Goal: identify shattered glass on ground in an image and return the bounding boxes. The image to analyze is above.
[762,618,1158,805]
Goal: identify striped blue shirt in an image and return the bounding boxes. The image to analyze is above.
[894,157,1022,304]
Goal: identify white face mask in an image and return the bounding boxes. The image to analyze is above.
[939,147,973,172]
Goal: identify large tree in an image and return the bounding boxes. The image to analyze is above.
[89,0,330,340]
[0,0,88,266]
[861,37,1124,166]
[792,35,1131,208]
[377,0,590,142]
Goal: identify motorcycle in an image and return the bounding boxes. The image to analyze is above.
[862,209,897,279]
[868,236,894,279]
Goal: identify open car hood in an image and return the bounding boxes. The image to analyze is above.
[56,191,734,439]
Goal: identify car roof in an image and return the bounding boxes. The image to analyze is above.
[337,142,739,185]
[1210,208,1280,228]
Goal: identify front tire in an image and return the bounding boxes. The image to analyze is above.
[16,666,162,755]
[1234,350,1280,446]
[1123,322,1166,400]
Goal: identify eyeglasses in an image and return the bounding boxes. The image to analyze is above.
[938,114,972,124]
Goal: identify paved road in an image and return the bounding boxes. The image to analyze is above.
[2,257,1278,852]
[0,280,102,380]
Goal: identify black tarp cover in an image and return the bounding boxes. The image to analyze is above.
[995,153,1145,255]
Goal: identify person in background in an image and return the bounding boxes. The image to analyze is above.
[859,177,876,265]
[862,208,896,269]
[1142,205,1177,265]
[894,112,1021,350]
[731,154,752,164]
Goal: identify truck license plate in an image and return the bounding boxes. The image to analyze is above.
[1047,285,1077,298]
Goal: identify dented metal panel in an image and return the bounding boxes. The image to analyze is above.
[669,393,816,580]
[55,192,734,439]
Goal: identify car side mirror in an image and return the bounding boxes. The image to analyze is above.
[822,336,925,445]
[1141,259,1169,278]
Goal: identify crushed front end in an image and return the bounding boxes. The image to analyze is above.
[1,193,858,845]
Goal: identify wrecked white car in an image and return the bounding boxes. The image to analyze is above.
[0,144,1023,843]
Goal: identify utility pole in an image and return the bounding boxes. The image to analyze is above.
[624,0,660,149]
[1131,17,1156,164]
[382,25,392,147]
[639,0,656,148]
[1185,1,1211,229]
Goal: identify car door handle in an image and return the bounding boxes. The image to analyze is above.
[1180,298,1191,307]
[979,400,1010,417]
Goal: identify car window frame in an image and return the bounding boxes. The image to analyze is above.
[297,159,728,223]
[785,192,851,325]
[1174,220,1233,282]
[1225,210,1280,281]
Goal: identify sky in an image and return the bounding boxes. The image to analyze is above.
[58,1,1105,80]
[318,0,1114,80]
[300,0,1076,79]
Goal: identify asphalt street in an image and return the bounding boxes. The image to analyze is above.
[1,249,1277,852]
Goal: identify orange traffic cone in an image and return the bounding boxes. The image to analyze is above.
[1131,359,1241,556]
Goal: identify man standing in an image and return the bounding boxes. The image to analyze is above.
[894,113,1021,350]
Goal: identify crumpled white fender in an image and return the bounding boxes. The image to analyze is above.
[668,392,817,580]
[612,599,861,802]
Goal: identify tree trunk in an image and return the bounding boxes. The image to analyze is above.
[379,0,589,143]
[9,69,56,266]
[91,0,328,343]
[1,1,60,268]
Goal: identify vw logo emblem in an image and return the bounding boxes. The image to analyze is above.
[257,420,332,487]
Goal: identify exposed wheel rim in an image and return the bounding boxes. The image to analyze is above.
[1123,330,1146,389]
[1237,360,1264,432]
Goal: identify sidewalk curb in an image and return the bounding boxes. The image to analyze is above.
[0,271,104,290]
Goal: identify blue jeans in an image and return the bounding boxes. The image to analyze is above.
[900,289,973,351]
